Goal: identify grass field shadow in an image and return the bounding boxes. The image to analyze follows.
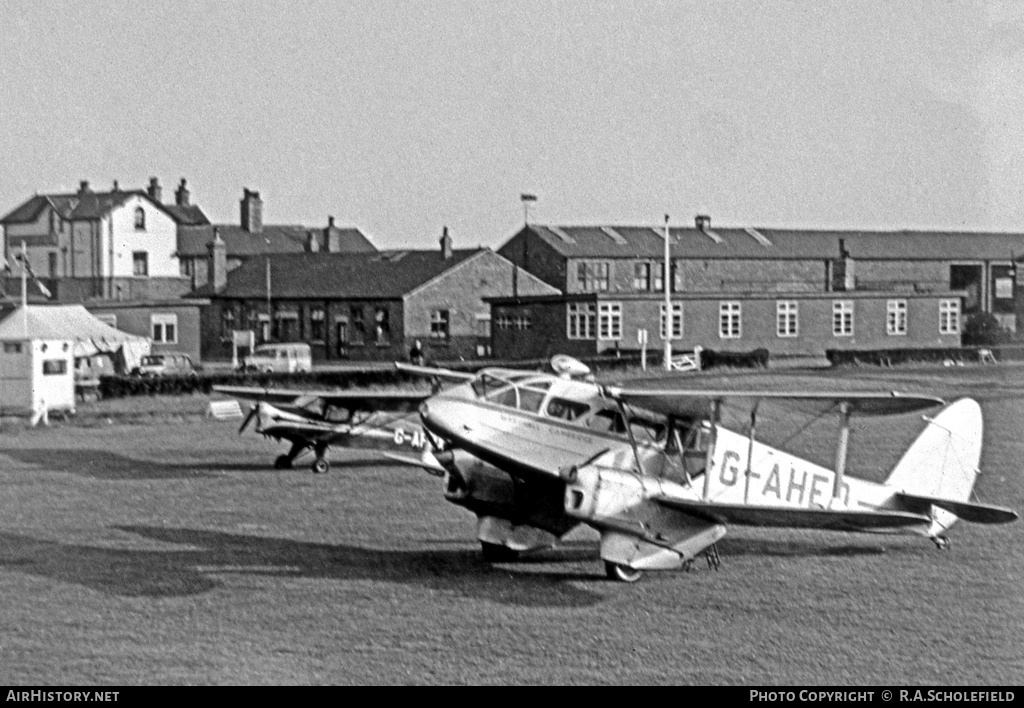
[0,448,218,480]
[0,526,607,608]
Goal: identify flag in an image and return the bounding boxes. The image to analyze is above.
[520,193,537,202]
[20,257,52,298]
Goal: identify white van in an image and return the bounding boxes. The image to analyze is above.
[243,343,312,373]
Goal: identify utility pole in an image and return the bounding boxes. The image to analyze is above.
[663,214,672,371]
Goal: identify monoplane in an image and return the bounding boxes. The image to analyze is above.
[216,356,1017,581]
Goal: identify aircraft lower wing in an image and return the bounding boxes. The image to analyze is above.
[653,497,931,531]
[894,493,1019,524]
[213,385,431,412]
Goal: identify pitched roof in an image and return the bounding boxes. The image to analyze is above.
[200,249,484,299]
[1,188,210,226]
[514,225,1024,261]
[176,224,376,258]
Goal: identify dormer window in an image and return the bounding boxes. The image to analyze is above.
[134,206,146,230]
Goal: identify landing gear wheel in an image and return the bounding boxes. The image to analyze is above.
[604,561,642,583]
[480,542,520,563]
[312,457,330,475]
[274,454,293,470]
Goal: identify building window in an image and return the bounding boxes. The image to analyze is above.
[633,262,651,291]
[777,301,799,338]
[430,309,450,340]
[660,302,683,339]
[221,309,235,340]
[375,308,391,345]
[43,359,67,375]
[475,313,491,338]
[496,314,513,330]
[832,300,853,337]
[335,317,349,356]
[350,307,365,345]
[598,302,622,340]
[513,315,532,330]
[48,252,57,278]
[719,301,741,339]
[133,251,149,277]
[567,302,596,339]
[310,307,325,342]
[939,299,961,334]
[151,313,178,344]
[274,310,298,341]
[886,300,907,336]
[577,261,610,292]
[134,206,146,230]
[3,342,23,354]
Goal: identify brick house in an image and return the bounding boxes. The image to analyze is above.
[493,219,1024,358]
[177,188,377,290]
[196,229,559,362]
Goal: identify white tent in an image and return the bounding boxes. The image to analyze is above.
[0,305,150,420]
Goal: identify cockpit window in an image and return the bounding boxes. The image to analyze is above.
[545,397,590,421]
[473,372,551,413]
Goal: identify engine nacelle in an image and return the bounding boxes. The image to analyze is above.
[564,464,661,523]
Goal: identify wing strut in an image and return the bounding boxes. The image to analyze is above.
[743,402,760,504]
[701,399,722,501]
[831,402,851,508]
[616,400,643,475]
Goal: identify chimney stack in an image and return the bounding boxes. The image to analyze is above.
[695,214,711,231]
[440,226,453,260]
[324,216,339,252]
[307,230,320,252]
[240,188,263,234]
[175,178,191,206]
[147,177,161,202]
[112,180,119,193]
[208,227,227,292]
[78,180,91,195]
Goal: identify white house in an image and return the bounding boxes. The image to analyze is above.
[0,177,209,301]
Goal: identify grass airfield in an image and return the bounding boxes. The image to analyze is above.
[0,364,1021,685]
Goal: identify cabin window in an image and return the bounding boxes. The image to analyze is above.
[546,397,590,421]
[567,303,596,339]
[777,301,799,337]
[151,313,178,344]
[719,301,741,339]
[598,303,622,340]
[660,302,683,339]
[886,300,907,336]
[832,300,853,337]
[939,299,960,334]
[134,206,146,230]
[516,380,551,413]
[42,359,67,375]
[586,409,627,434]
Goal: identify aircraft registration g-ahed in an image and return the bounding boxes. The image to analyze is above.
[215,355,1017,582]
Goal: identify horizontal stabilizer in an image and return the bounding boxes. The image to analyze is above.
[654,497,930,531]
[895,493,1019,525]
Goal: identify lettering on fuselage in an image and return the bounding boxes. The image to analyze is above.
[393,428,426,449]
[716,442,850,508]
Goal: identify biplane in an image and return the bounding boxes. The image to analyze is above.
[216,356,1017,581]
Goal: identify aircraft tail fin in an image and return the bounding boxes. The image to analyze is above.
[884,398,986,533]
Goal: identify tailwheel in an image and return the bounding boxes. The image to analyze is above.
[312,457,330,475]
[274,454,293,470]
[604,561,642,583]
[480,542,520,563]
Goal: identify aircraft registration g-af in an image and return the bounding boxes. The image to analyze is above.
[214,355,1017,582]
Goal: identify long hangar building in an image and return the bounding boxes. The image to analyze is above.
[491,216,1023,360]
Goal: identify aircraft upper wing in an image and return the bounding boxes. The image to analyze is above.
[653,497,931,531]
[213,385,431,412]
[606,387,944,419]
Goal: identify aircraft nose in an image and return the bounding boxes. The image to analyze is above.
[419,398,459,440]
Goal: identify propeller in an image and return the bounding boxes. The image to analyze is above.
[239,402,260,434]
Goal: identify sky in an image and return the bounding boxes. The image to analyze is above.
[2,0,1024,251]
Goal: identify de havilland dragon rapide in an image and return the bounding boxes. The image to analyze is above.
[216,355,1017,581]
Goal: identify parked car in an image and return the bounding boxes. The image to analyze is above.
[242,343,312,373]
[131,353,200,377]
